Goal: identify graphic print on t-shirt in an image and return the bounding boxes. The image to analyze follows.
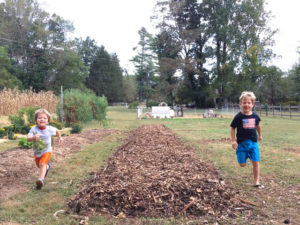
[242,118,255,129]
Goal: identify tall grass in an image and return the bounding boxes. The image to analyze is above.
[0,88,58,115]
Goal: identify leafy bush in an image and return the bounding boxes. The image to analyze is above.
[7,109,35,134]
[63,89,93,123]
[21,125,31,134]
[50,120,64,130]
[70,123,82,134]
[88,94,108,121]
[147,101,158,108]
[20,107,40,124]
[282,101,299,106]
[63,89,107,123]
[3,125,13,135]
[18,137,33,149]
[129,101,139,109]
[7,130,15,140]
[0,128,5,138]
[8,114,25,132]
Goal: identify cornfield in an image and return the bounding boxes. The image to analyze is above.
[0,88,59,116]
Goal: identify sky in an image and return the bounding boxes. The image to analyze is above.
[39,0,300,73]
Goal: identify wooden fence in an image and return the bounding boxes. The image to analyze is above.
[222,104,300,119]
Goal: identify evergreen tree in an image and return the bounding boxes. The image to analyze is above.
[132,27,157,105]
[0,46,22,89]
[86,46,123,102]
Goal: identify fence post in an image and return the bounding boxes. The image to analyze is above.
[272,105,275,117]
[280,105,282,117]
[265,103,268,117]
[289,105,292,119]
[259,104,261,116]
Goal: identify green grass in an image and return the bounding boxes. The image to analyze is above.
[1,107,300,224]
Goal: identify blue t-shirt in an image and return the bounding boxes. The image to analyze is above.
[230,111,261,143]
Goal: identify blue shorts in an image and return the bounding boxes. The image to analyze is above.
[236,139,260,164]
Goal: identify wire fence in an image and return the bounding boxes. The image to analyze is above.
[221,104,300,120]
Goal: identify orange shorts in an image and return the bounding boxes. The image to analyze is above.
[34,152,52,168]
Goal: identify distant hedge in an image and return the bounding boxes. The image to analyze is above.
[62,89,107,123]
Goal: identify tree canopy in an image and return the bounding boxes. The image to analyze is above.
[0,0,299,106]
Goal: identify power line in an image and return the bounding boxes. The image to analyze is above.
[0,36,62,53]
[0,37,24,45]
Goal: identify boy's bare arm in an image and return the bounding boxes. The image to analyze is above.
[257,124,263,140]
[27,133,39,142]
[56,130,63,144]
[231,127,238,149]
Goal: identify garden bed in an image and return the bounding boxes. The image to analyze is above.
[0,128,114,199]
[68,124,254,222]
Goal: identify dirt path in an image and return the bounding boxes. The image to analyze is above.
[0,128,114,199]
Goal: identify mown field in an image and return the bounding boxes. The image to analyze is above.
[0,107,299,225]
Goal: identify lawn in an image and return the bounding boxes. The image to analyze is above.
[0,107,299,224]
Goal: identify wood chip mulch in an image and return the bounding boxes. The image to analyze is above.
[68,124,253,220]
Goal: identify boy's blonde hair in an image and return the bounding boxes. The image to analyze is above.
[35,108,52,122]
[239,91,256,104]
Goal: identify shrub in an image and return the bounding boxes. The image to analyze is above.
[50,120,64,130]
[0,128,5,138]
[147,101,158,108]
[7,130,15,140]
[18,137,33,149]
[282,101,299,106]
[21,125,31,134]
[70,123,82,134]
[8,112,31,134]
[129,101,139,109]
[3,125,13,135]
[63,89,93,123]
[88,94,108,121]
[8,114,25,129]
[20,107,40,124]
[63,89,107,124]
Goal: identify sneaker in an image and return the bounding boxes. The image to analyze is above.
[36,178,45,190]
[253,184,265,189]
[45,163,51,177]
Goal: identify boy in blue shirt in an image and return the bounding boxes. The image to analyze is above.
[230,91,263,188]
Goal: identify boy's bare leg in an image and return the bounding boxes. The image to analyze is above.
[252,161,260,185]
[39,164,47,179]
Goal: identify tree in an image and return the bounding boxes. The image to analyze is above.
[132,27,158,105]
[86,46,123,102]
[154,0,276,107]
[0,0,74,90]
[122,75,137,103]
[153,30,181,105]
[155,0,213,107]
[288,62,300,101]
[46,49,88,94]
[0,46,22,89]
[74,36,99,68]
[256,66,284,104]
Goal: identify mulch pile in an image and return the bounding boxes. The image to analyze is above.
[68,124,253,219]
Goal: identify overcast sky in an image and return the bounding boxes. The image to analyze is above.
[39,0,300,73]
